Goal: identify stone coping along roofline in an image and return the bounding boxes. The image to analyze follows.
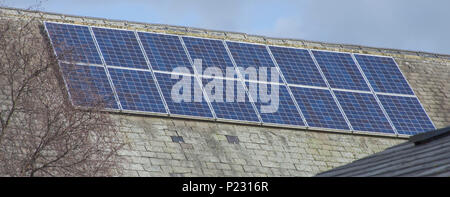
[1,6,449,61]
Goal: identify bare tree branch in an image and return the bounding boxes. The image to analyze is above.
[0,15,125,177]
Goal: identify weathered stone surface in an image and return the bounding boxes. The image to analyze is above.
[114,116,406,177]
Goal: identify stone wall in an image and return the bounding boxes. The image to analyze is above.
[0,7,448,176]
[115,115,403,177]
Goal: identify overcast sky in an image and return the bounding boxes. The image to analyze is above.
[3,0,449,54]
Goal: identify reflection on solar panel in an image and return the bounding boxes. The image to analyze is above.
[312,50,369,91]
[155,72,214,118]
[108,68,166,113]
[59,63,118,109]
[138,32,192,73]
[227,42,279,82]
[355,54,414,95]
[201,77,260,122]
[269,46,327,87]
[183,36,235,75]
[378,95,435,135]
[92,27,148,69]
[248,82,304,126]
[45,22,435,136]
[334,91,394,134]
[45,22,102,64]
[290,87,349,130]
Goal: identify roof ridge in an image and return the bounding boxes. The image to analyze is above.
[410,126,450,145]
[1,6,450,59]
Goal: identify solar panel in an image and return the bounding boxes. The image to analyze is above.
[378,95,435,135]
[334,91,394,134]
[138,32,192,73]
[226,42,280,82]
[92,27,148,69]
[201,77,260,122]
[355,54,414,95]
[108,68,166,113]
[155,72,214,118]
[45,22,436,136]
[312,50,370,91]
[290,87,349,130]
[182,36,235,75]
[247,82,305,126]
[59,63,118,109]
[45,22,102,64]
[269,46,327,87]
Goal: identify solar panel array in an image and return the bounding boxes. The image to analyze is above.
[45,21,436,136]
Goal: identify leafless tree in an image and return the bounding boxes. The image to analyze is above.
[0,14,124,176]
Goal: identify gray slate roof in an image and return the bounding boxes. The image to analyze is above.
[316,126,450,177]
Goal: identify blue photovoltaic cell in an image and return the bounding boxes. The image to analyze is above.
[59,63,118,109]
[269,46,327,87]
[312,51,370,91]
[355,54,414,95]
[183,37,235,75]
[155,72,214,118]
[138,32,193,73]
[92,27,148,69]
[227,42,280,82]
[247,82,304,126]
[334,91,394,133]
[108,68,166,113]
[45,22,102,64]
[48,23,435,136]
[290,87,349,130]
[201,77,260,122]
[378,95,434,135]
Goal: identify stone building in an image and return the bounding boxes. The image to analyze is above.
[0,7,449,177]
